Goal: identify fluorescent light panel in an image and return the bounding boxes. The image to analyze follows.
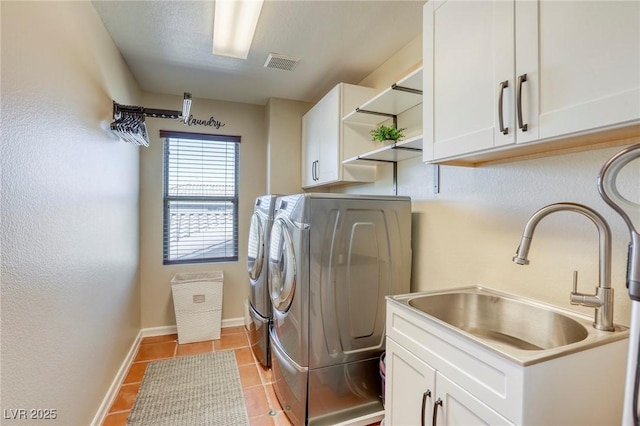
[213,0,264,59]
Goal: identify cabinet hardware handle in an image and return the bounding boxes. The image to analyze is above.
[315,160,319,181]
[517,74,528,132]
[421,390,432,426]
[498,80,509,135]
[432,398,443,426]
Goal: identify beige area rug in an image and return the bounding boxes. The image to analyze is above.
[127,351,250,426]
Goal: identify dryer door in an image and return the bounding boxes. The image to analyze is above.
[247,212,264,282]
[269,217,296,313]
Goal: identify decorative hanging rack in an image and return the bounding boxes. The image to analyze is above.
[110,92,192,147]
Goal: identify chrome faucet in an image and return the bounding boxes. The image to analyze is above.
[512,202,615,331]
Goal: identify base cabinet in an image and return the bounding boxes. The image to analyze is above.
[386,338,511,426]
[385,299,627,425]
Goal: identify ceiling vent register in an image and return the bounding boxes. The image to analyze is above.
[264,53,301,72]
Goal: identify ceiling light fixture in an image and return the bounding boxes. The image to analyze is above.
[182,92,192,120]
[212,0,264,59]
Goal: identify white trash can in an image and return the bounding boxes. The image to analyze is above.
[170,271,223,344]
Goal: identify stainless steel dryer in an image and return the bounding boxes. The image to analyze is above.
[268,193,412,425]
[247,194,278,367]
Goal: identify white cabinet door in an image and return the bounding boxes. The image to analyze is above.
[424,0,515,162]
[301,112,317,188]
[386,338,436,426]
[386,338,513,426]
[517,0,640,142]
[302,87,339,187]
[434,373,513,426]
[314,84,340,185]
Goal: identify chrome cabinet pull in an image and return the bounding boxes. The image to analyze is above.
[314,160,319,181]
[498,80,509,135]
[517,74,528,131]
[432,398,443,426]
[421,390,432,426]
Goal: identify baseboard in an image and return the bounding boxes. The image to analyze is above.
[92,317,245,425]
[90,330,142,426]
[140,325,177,338]
[221,316,245,328]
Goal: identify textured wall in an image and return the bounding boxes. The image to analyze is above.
[139,93,266,327]
[1,2,141,424]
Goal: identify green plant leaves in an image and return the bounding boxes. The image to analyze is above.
[370,124,406,142]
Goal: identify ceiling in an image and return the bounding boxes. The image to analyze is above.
[92,0,425,106]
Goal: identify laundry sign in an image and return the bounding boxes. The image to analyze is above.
[182,114,226,129]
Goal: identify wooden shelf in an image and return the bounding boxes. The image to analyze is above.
[343,135,423,165]
[343,67,423,125]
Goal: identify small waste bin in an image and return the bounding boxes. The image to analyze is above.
[170,271,223,344]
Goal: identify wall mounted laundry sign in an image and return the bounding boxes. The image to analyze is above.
[182,115,226,129]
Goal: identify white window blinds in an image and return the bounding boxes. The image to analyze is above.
[161,130,240,264]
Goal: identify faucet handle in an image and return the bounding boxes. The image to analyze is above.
[572,270,578,294]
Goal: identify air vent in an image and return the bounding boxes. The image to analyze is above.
[264,53,300,71]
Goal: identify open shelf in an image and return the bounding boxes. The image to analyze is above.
[342,67,423,125]
[343,135,423,165]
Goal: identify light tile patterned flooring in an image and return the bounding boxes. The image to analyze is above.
[101,326,293,426]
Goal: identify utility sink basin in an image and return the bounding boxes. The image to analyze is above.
[390,286,629,365]
[408,291,589,350]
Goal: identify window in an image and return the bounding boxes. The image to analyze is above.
[161,130,240,264]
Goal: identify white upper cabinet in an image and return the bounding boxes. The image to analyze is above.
[302,83,376,188]
[424,0,640,164]
[424,0,515,162]
[520,0,640,141]
[302,85,340,187]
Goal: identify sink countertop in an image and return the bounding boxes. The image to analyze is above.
[387,285,629,366]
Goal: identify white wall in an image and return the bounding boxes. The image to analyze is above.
[337,35,640,326]
[1,2,141,425]
[139,93,266,327]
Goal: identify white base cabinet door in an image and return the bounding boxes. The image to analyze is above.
[435,373,512,426]
[385,338,435,426]
[385,338,511,426]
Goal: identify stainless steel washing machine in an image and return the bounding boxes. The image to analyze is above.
[247,194,278,368]
[268,193,412,425]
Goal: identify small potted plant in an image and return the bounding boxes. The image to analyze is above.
[370,124,406,144]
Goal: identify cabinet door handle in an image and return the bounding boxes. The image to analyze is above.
[312,160,318,181]
[498,80,509,135]
[315,160,319,181]
[517,73,528,132]
[421,390,432,426]
[432,398,443,426]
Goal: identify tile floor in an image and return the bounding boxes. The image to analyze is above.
[101,326,293,426]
